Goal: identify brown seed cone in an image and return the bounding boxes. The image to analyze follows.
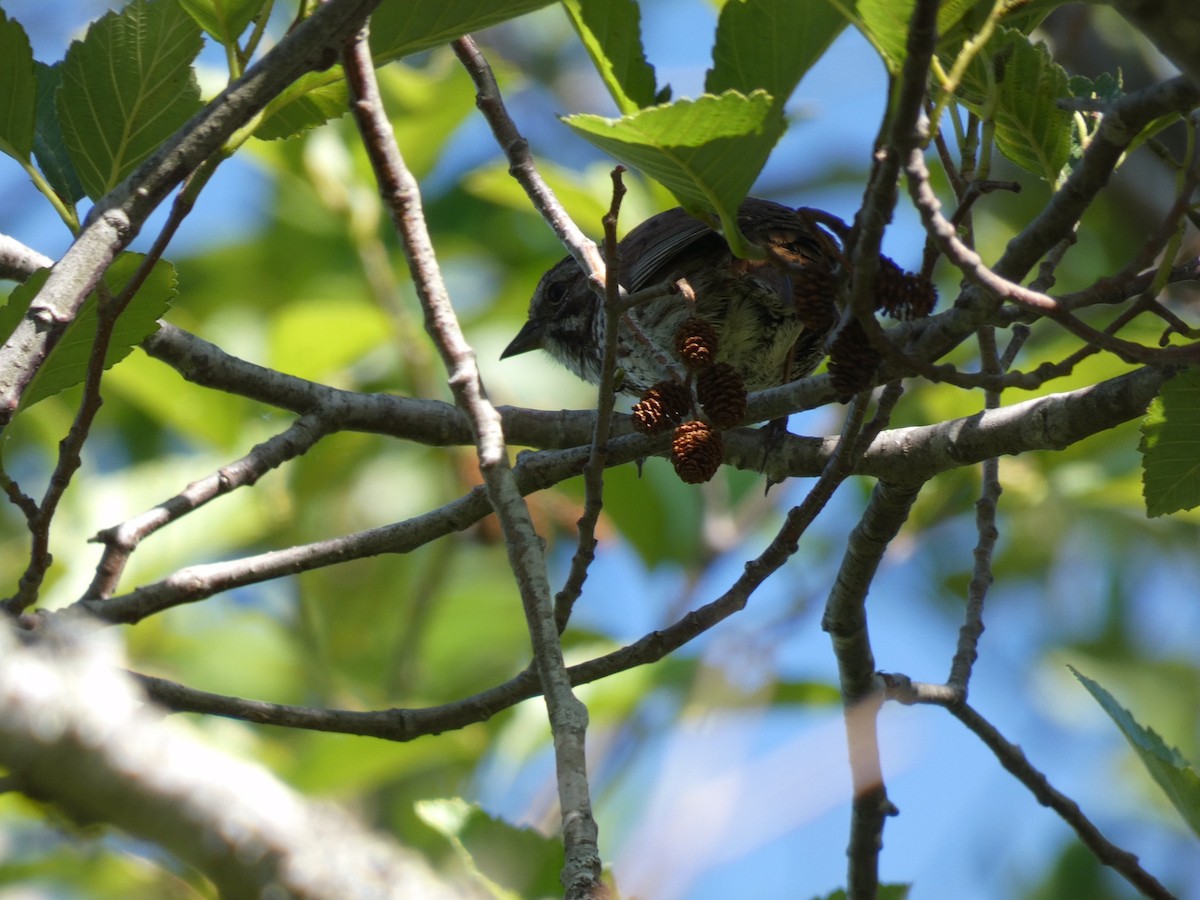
[674,316,720,369]
[632,380,692,433]
[876,255,937,320]
[695,362,748,428]
[792,262,839,331]
[827,318,882,401]
[671,420,724,484]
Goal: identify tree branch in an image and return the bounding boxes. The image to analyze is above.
[343,31,602,898]
[0,625,477,899]
[0,0,384,428]
[885,677,1175,900]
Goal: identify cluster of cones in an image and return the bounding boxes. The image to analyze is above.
[631,256,936,484]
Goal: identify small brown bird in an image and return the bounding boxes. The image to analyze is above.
[502,198,840,395]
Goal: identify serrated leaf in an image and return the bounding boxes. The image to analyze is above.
[57,0,203,200]
[562,0,658,114]
[958,28,1072,181]
[706,0,847,114]
[367,0,556,65]
[1069,70,1123,103]
[417,798,562,899]
[33,62,86,205]
[1139,368,1200,517]
[0,7,37,163]
[857,0,1002,75]
[856,0,978,74]
[178,0,262,45]
[254,69,349,141]
[1072,667,1200,838]
[20,253,176,409]
[562,90,785,249]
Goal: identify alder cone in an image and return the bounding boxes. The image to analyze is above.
[876,255,937,320]
[632,380,691,433]
[675,317,720,369]
[671,420,724,484]
[696,363,748,428]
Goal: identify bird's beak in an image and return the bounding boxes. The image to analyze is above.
[501,319,544,359]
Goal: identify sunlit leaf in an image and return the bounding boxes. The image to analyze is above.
[1072,667,1200,838]
[178,0,263,44]
[367,0,556,65]
[257,0,555,141]
[563,0,659,114]
[563,90,785,252]
[255,69,349,141]
[957,28,1072,181]
[57,0,203,199]
[1139,368,1200,517]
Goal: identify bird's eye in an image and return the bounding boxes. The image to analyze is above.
[544,279,569,307]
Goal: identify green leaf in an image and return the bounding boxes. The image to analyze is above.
[33,62,86,205]
[255,69,349,141]
[367,0,557,65]
[853,0,907,73]
[562,90,786,250]
[958,28,1073,181]
[562,0,658,114]
[417,798,563,899]
[1069,70,1123,104]
[257,0,557,141]
[1139,368,1200,517]
[56,0,203,199]
[705,0,847,115]
[1071,666,1200,838]
[0,7,37,163]
[20,253,176,409]
[855,0,991,75]
[178,0,263,45]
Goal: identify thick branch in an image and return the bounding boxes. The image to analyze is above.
[143,323,1167,483]
[0,626,475,899]
[0,0,383,428]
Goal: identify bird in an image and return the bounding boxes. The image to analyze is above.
[501,198,840,397]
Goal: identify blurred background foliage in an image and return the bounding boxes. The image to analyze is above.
[1,1,1198,898]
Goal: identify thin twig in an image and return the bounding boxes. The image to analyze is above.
[947,326,1003,693]
[906,143,1200,366]
[829,3,941,893]
[86,414,334,599]
[343,31,603,898]
[882,683,1174,900]
[451,35,604,282]
[4,165,219,616]
[555,169,627,631]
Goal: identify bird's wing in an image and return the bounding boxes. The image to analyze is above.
[621,209,721,290]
